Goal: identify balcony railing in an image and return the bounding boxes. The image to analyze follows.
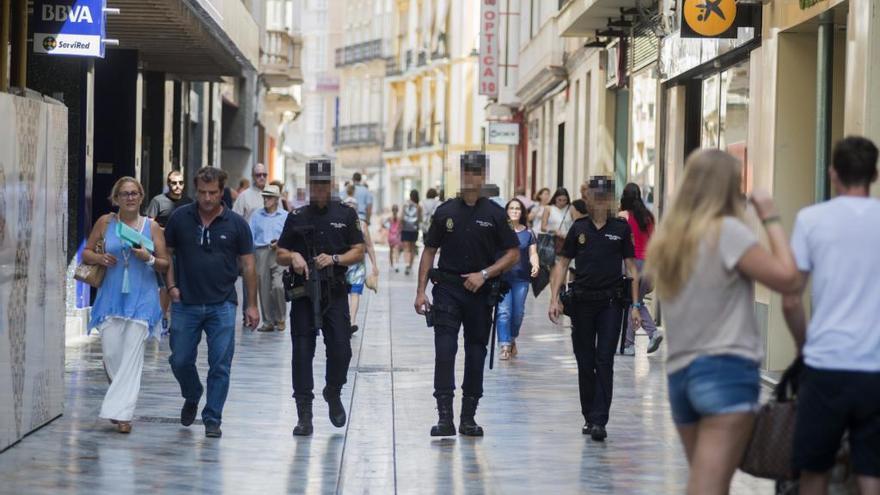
[386,57,402,76]
[334,123,383,148]
[260,30,303,87]
[385,127,404,152]
[334,39,384,67]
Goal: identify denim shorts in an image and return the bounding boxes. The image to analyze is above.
[348,283,364,295]
[667,354,761,425]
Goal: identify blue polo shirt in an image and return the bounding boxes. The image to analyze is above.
[165,203,255,305]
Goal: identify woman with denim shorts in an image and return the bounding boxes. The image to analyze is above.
[646,149,800,493]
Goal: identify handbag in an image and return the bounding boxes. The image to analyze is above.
[531,265,550,297]
[740,358,803,480]
[536,234,556,267]
[553,205,571,255]
[74,237,106,288]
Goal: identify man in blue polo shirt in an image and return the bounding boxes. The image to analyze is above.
[164,166,259,438]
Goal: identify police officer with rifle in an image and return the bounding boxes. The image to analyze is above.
[547,176,642,442]
[414,151,520,437]
[276,160,365,437]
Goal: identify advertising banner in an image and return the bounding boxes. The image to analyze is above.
[32,0,106,58]
[479,0,499,98]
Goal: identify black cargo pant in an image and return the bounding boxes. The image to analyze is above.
[431,283,492,400]
[290,288,352,401]
[570,298,624,426]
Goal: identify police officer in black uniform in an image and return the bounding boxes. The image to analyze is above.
[414,151,520,437]
[276,160,365,436]
[547,176,642,442]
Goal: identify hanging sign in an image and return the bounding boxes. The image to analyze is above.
[32,0,108,57]
[488,122,519,145]
[479,0,499,98]
[681,0,738,38]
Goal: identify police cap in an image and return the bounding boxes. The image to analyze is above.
[587,176,615,194]
[460,151,488,173]
[307,160,332,182]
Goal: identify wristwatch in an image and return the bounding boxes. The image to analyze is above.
[481,269,489,280]
[332,254,340,265]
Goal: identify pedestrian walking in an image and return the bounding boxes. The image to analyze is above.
[401,190,421,275]
[646,149,799,493]
[538,188,572,267]
[530,187,551,231]
[343,193,379,334]
[352,172,374,224]
[619,183,662,356]
[145,170,193,329]
[249,184,289,332]
[497,198,539,361]
[385,205,402,272]
[276,160,365,437]
[782,136,880,495]
[514,187,534,216]
[164,166,260,438]
[421,188,441,240]
[414,151,520,437]
[547,177,641,442]
[233,163,268,329]
[83,177,169,433]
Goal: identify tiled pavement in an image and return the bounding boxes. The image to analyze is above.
[0,251,774,494]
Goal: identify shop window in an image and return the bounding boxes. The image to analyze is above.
[629,67,658,211]
[701,59,751,191]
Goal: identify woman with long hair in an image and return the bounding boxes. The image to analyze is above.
[497,198,540,360]
[538,188,572,267]
[82,177,170,434]
[401,189,422,275]
[619,183,662,356]
[647,149,800,494]
[529,187,551,230]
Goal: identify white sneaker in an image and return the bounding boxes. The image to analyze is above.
[622,345,635,356]
[647,330,664,354]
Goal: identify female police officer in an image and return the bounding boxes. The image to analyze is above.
[414,151,520,437]
[547,176,642,442]
[276,160,365,436]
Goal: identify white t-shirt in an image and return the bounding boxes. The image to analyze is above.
[791,196,880,372]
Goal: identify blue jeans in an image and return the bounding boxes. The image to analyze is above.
[497,280,529,345]
[168,301,237,426]
[667,354,760,425]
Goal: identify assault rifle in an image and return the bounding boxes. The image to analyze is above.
[282,226,331,331]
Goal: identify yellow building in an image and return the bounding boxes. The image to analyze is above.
[383,0,507,204]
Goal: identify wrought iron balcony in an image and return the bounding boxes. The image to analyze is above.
[386,57,402,76]
[260,30,303,87]
[385,128,404,152]
[335,39,384,67]
[334,123,383,148]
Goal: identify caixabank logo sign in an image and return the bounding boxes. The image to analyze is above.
[32,0,106,57]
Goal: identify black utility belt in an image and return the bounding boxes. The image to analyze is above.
[565,286,619,302]
[428,269,509,305]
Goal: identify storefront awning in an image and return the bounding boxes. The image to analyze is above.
[558,0,640,37]
[106,0,259,77]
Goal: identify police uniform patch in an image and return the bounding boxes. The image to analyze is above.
[578,233,586,245]
[446,218,454,232]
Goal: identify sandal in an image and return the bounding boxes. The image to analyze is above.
[116,421,132,434]
[499,345,511,361]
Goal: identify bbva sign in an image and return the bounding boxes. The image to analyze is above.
[41,4,95,23]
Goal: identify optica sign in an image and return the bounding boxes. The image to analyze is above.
[32,0,107,57]
[479,0,499,98]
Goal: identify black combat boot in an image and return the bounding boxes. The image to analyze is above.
[458,397,484,436]
[430,396,456,437]
[323,387,347,428]
[292,399,313,436]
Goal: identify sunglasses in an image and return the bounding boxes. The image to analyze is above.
[118,191,141,199]
[169,180,184,186]
[254,173,268,178]
[198,225,212,252]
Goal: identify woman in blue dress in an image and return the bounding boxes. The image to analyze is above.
[82,177,170,433]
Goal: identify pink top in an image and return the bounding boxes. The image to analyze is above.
[627,214,653,260]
